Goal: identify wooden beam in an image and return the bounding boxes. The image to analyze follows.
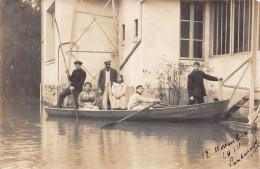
[68,0,78,72]
[249,0,258,116]
[75,0,111,44]
[229,62,250,103]
[223,84,249,90]
[223,57,251,83]
[76,11,113,18]
[67,50,115,54]
[91,15,117,50]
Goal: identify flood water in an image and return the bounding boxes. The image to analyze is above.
[0,98,259,169]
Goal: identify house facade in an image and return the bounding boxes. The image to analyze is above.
[41,0,260,114]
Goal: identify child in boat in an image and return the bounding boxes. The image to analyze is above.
[111,74,127,110]
[78,82,99,111]
[127,85,160,110]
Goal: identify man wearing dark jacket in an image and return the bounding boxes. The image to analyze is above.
[57,60,86,108]
[187,62,222,105]
[98,59,118,110]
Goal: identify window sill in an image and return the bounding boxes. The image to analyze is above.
[45,59,55,65]
[179,57,205,61]
[132,37,138,43]
[233,51,251,55]
[211,52,251,58]
[121,41,125,46]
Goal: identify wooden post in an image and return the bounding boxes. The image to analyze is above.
[229,62,250,104]
[249,0,258,116]
[0,6,3,112]
[218,80,223,101]
[68,0,78,72]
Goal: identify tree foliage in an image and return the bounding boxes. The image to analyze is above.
[1,0,41,97]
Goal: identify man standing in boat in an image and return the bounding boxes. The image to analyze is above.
[128,85,161,110]
[56,60,86,109]
[187,62,222,105]
[98,58,118,110]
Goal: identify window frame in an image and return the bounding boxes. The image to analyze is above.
[211,0,252,57]
[180,2,205,60]
[134,19,138,38]
[45,2,56,63]
[122,24,125,41]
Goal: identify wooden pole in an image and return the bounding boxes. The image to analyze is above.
[249,0,258,116]
[223,56,251,83]
[68,0,78,72]
[218,80,223,100]
[0,6,3,112]
[229,62,250,105]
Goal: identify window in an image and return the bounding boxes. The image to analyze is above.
[234,0,252,53]
[122,24,125,41]
[212,0,252,56]
[134,19,138,37]
[46,2,55,62]
[180,2,204,59]
[213,1,231,55]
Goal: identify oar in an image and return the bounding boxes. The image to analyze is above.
[159,103,175,107]
[55,19,78,120]
[101,102,159,129]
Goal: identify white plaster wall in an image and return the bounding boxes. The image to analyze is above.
[119,0,180,87]
[142,0,180,85]
[118,0,143,87]
[42,0,117,88]
[42,0,58,85]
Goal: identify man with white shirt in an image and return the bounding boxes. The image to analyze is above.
[127,85,161,110]
[98,59,118,110]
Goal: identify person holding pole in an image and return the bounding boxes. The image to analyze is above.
[56,60,86,109]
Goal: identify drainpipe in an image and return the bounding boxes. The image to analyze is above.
[40,0,44,115]
[119,0,145,70]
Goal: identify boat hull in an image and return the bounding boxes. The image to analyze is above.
[44,100,229,122]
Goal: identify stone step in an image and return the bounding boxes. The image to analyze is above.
[243,96,260,101]
[221,121,253,129]
[227,113,248,123]
[234,104,258,109]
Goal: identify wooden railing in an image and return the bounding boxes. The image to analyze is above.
[218,57,252,110]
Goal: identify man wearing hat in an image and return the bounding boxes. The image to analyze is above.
[56,60,86,108]
[98,58,118,110]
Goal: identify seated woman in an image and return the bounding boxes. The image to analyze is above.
[78,82,99,111]
[111,74,126,110]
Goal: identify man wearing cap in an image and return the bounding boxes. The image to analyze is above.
[98,59,118,110]
[56,60,86,108]
[127,85,161,110]
[187,62,222,105]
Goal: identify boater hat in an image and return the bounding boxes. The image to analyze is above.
[104,58,112,63]
[74,60,83,65]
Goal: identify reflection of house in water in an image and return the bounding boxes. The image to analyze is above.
[42,117,260,168]
[41,0,260,121]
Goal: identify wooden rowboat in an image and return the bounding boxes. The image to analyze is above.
[44,100,229,122]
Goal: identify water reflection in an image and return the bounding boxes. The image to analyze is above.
[0,98,259,169]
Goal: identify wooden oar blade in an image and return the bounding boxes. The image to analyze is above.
[101,122,118,129]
